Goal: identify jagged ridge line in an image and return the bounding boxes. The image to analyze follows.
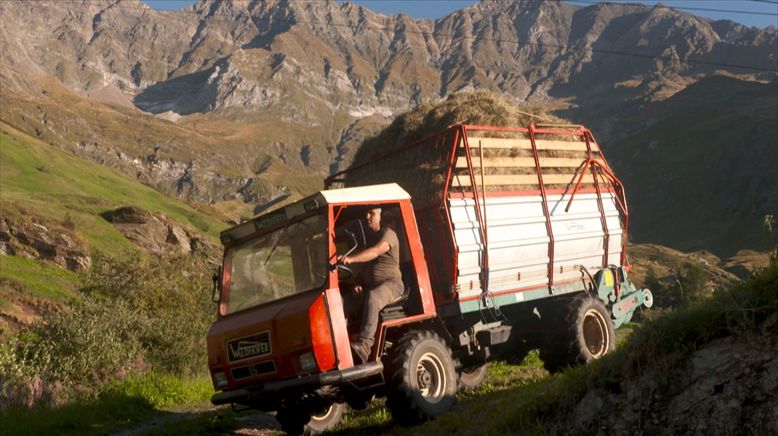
[566,0,778,16]
[15,0,778,14]
[306,19,778,73]
[19,2,778,73]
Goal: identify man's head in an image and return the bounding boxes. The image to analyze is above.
[364,206,382,232]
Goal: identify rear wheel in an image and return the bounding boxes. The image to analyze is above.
[540,295,616,373]
[457,363,488,391]
[385,330,457,425]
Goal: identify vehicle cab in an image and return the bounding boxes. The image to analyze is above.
[207,183,435,412]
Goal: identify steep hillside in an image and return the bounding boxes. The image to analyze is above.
[541,264,778,435]
[0,123,225,333]
[606,75,778,257]
[0,75,330,221]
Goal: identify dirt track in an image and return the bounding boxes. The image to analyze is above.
[111,406,281,435]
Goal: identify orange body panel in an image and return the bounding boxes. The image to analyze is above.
[208,291,321,390]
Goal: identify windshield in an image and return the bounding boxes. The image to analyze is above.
[222,213,328,315]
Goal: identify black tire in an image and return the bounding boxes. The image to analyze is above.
[384,330,457,425]
[276,406,310,436]
[304,402,346,435]
[345,392,373,411]
[457,363,488,391]
[540,295,616,373]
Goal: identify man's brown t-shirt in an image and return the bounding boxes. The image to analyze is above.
[363,227,401,287]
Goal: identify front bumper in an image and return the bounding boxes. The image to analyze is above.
[211,361,384,406]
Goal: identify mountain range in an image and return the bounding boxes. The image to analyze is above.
[0,0,776,257]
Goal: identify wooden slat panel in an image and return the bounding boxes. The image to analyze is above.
[536,139,600,152]
[451,173,595,187]
[465,136,600,152]
[455,156,602,169]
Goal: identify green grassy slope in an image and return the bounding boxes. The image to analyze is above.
[606,76,778,257]
[0,123,225,300]
[0,74,344,221]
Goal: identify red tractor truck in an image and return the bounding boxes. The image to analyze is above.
[207,123,652,434]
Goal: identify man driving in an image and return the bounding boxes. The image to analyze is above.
[339,205,403,363]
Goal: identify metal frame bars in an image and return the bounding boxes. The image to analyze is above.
[584,130,630,266]
[583,131,610,267]
[442,128,463,288]
[460,126,490,294]
[528,124,556,293]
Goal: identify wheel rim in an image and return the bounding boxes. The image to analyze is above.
[582,309,609,358]
[310,404,335,422]
[416,352,447,403]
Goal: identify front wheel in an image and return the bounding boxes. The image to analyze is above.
[385,330,457,425]
[305,402,346,434]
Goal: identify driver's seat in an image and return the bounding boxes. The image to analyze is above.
[379,262,414,321]
[379,287,410,321]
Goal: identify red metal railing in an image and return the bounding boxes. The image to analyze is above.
[460,127,490,294]
[328,123,631,294]
[527,124,556,293]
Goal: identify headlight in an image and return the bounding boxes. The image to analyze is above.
[299,352,317,372]
[212,371,228,389]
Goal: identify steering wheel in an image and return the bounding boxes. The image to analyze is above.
[330,229,359,279]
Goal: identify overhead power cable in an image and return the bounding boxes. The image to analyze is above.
[566,0,778,16]
[305,18,778,72]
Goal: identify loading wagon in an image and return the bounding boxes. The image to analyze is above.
[207,122,652,434]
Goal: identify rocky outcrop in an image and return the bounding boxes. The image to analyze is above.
[554,335,778,435]
[100,206,215,256]
[0,218,91,272]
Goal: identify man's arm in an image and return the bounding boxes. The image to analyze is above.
[341,241,390,265]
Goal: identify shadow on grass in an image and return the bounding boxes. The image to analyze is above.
[1,391,171,436]
[326,359,559,435]
[326,385,546,436]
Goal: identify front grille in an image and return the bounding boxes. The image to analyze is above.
[227,331,272,362]
[231,360,276,380]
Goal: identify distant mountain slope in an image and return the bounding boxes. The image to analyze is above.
[0,74,332,220]
[1,0,774,117]
[0,0,775,256]
[0,123,224,288]
[606,75,778,257]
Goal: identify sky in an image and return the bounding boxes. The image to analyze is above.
[143,0,778,28]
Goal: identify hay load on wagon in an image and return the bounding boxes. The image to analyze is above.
[329,91,618,207]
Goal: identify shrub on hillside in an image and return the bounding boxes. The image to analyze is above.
[81,252,216,375]
[0,252,216,409]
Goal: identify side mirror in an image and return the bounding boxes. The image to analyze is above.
[211,267,222,304]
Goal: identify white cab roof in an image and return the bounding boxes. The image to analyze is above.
[320,183,411,204]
